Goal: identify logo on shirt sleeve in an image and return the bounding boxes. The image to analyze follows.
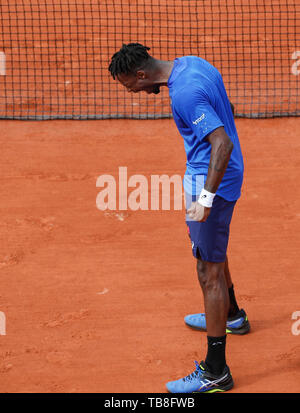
[192,113,205,125]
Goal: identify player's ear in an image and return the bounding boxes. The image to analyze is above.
[136,70,146,80]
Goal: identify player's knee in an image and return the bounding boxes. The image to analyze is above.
[199,263,224,292]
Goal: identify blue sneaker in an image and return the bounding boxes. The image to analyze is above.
[166,361,234,393]
[184,309,250,335]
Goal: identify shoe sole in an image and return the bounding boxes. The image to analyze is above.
[185,320,250,335]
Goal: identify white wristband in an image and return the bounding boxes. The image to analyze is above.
[198,188,216,208]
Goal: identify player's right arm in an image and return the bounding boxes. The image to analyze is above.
[173,87,233,222]
[203,126,233,194]
[187,127,233,223]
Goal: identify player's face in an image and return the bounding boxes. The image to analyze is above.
[117,72,160,95]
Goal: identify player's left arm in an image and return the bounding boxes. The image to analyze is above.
[187,127,233,222]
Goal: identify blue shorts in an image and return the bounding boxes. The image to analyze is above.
[186,194,237,263]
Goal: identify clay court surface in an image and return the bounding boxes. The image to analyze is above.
[0,117,300,393]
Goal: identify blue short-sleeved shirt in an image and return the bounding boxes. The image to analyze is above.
[168,56,244,201]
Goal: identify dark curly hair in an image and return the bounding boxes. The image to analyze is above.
[108,43,152,79]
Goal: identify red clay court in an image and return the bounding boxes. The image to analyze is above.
[0,0,300,393]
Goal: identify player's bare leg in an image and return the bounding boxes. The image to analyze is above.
[185,255,249,335]
[197,257,229,374]
[197,258,229,337]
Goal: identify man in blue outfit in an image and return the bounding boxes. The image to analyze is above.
[108,43,250,393]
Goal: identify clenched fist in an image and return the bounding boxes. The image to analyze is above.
[187,201,211,222]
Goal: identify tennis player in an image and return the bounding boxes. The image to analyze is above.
[108,43,250,393]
